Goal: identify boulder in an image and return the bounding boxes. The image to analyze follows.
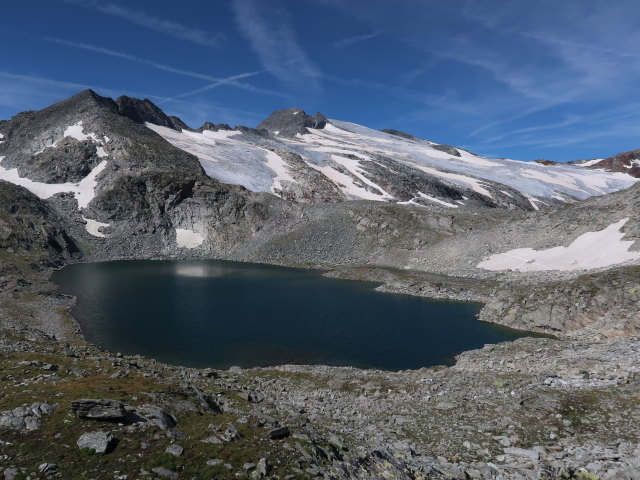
[71,399,126,421]
[165,444,184,457]
[132,405,177,430]
[253,458,269,479]
[77,431,114,454]
[266,426,291,440]
[151,467,178,479]
[221,423,242,442]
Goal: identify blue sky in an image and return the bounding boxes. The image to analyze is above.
[1,0,639,161]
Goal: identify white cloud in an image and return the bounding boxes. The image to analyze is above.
[60,0,224,48]
[44,37,288,99]
[332,30,384,49]
[231,0,321,89]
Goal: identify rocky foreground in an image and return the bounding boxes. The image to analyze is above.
[1,319,639,479]
[0,259,638,480]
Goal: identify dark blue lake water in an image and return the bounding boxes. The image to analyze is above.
[52,260,531,370]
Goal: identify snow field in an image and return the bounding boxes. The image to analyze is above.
[478,218,640,272]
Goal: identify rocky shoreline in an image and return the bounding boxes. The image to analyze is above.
[0,256,638,479]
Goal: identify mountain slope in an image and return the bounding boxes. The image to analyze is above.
[572,148,640,178]
[144,107,637,211]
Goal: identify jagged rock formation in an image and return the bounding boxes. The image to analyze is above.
[257,108,327,136]
[115,96,189,131]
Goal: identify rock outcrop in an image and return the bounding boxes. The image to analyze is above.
[257,108,327,136]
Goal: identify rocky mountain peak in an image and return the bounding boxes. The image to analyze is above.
[257,108,327,137]
[198,121,232,132]
[115,96,188,131]
[29,89,119,121]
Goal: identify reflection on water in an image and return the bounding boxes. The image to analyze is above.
[52,259,536,371]
[174,263,237,278]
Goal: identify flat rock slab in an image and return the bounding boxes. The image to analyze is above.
[503,447,540,461]
[77,431,114,454]
[71,399,126,420]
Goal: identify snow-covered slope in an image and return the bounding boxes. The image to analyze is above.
[148,111,637,210]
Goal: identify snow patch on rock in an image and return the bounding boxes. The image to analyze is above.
[413,164,494,198]
[264,151,295,193]
[418,192,459,208]
[0,157,107,210]
[175,229,204,248]
[575,159,604,167]
[63,121,100,143]
[36,121,109,154]
[201,129,241,141]
[478,218,640,272]
[82,216,110,238]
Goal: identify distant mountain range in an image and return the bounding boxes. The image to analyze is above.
[146,103,639,211]
[1,90,636,219]
[0,89,638,281]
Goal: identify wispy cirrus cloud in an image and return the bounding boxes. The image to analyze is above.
[332,30,384,49]
[311,0,640,150]
[59,0,224,48]
[231,0,321,89]
[45,37,289,99]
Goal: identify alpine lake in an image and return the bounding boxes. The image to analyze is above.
[53,260,534,371]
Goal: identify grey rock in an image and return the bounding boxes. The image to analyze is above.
[198,122,231,132]
[151,467,179,479]
[38,463,57,474]
[221,423,242,442]
[0,402,55,432]
[132,405,176,429]
[503,447,540,461]
[77,431,114,454]
[257,108,327,137]
[3,468,18,480]
[266,426,291,440]
[71,399,126,420]
[116,96,188,131]
[431,144,461,157]
[165,444,183,457]
[253,458,269,479]
[240,391,265,404]
[380,129,420,140]
[201,435,223,444]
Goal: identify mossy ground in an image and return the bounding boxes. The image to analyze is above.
[0,346,317,479]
